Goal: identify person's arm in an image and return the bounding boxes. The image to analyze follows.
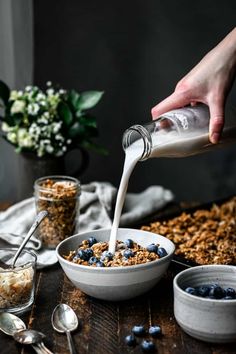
[151,28,236,144]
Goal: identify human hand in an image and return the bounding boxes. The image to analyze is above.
[151,28,236,144]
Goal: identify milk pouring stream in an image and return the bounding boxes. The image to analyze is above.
[108,104,236,253]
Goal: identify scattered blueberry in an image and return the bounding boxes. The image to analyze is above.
[225,287,236,298]
[156,247,167,258]
[124,239,134,248]
[124,334,137,347]
[132,325,146,337]
[184,287,198,296]
[209,285,225,299]
[96,261,104,267]
[123,249,134,259]
[101,251,114,261]
[141,340,156,352]
[88,256,98,265]
[85,248,93,258]
[197,285,211,297]
[149,325,162,338]
[88,237,97,247]
[77,249,90,261]
[147,244,158,253]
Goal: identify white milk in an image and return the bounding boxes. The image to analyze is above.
[108,126,236,253]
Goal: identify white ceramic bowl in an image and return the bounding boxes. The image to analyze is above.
[174,265,236,343]
[56,228,175,301]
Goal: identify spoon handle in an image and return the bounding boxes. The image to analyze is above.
[33,342,55,354]
[12,210,48,267]
[66,330,78,354]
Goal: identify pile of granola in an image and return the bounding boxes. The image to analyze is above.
[141,197,236,265]
[64,237,166,267]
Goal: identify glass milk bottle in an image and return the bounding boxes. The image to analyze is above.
[122,104,236,160]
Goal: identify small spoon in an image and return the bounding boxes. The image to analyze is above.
[11,210,48,268]
[0,313,53,354]
[51,304,78,354]
[13,329,54,354]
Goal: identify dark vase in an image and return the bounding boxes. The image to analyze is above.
[17,148,89,201]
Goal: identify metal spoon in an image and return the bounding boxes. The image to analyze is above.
[14,329,54,354]
[51,304,78,354]
[0,313,53,354]
[11,210,48,268]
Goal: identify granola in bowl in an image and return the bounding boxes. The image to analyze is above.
[141,197,236,265]
[64,237,168,267]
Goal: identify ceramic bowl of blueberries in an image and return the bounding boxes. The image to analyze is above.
[56,228,175,301]
[174,265,236,343]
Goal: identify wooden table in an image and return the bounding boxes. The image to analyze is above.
[1,203,236,354]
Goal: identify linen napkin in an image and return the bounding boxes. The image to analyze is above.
[0,182,174,268]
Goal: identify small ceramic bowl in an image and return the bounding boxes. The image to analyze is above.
[56,228,175,301]
[174,265,236,343]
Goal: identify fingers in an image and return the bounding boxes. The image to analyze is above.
[151,92,189,119]
[208,101,224,144]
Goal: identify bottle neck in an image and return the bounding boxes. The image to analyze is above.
[122,124,152,160]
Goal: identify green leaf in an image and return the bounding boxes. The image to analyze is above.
[0,80,10,106]
[81,140,109,155]
[79,115,97,128]
[68,90,80,108]
[68,122,81,138]
[58,101,73,126]
[78,91,104,110]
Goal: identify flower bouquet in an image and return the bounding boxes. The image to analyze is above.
[0,80,106,157]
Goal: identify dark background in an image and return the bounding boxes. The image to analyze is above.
[25,1,236,201]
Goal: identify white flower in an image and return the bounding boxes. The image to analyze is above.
[43,112,50,119]
[62,146,67,152]
[17,90,23,97]
[17,128,34,148]
[7,132,17,144]
[66,139,72,144]
[36,93,46,101]
[46,88,54,96]
[25,85,32,92]
[46,81,52,87]
[45,145,54,154]
[9,90,19,101]
[55,134,64,141]
[59,89,66,95]
[52,122,62,134]
[1,122,10,132]
[10,100,26,114]
[27,103,40,116]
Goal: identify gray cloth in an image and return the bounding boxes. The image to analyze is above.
[0,182,174,268]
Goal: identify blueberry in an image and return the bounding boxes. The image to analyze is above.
[85,248,93,258]
[225,287,236,298]
[197,285,211,297]
[88,256,98,265]
[88,237,97,247]
[101,251,114,261]
[96,261,104,267]
[184,287,197,296]
[123,249,134,259]
[124,334,137,347]
[132,325,146,337]
[77,249,90,261]
[147,244,158,253]
[209,285,225,299]
[156,247,168,258]
[149,325,162,338]
[141,340,156,352]
[124,239,134,248]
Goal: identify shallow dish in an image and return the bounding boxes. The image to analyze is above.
[174,265,236,343]
[56,228,175,301]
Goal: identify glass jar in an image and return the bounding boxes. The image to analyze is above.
[34,175,81,248]
[122,104,236,160]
